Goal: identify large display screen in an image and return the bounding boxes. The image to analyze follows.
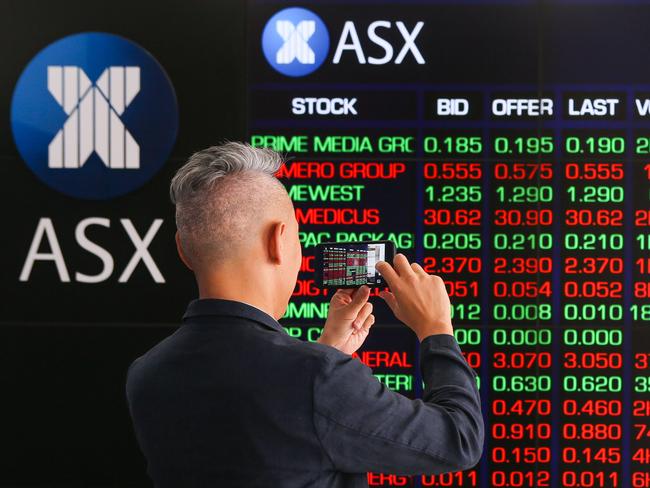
[248,2,650,487]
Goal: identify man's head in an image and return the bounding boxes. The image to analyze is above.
[170,142,301,319]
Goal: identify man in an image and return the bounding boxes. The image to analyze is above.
[126,142,483,487]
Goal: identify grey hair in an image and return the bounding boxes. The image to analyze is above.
[170,142,289,264]
[170,141,284,205]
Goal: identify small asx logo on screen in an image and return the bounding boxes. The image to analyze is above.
[262,7,331,77]
[11,32,178,200]
[261,7,425,77]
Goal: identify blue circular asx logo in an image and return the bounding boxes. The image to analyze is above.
[11,32,178,200]
[262,7,329,77]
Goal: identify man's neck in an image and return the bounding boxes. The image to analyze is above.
[196,273,279,321]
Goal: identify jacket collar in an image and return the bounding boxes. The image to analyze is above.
[182,298,286,334]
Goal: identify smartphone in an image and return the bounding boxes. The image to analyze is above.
[315,240,396,289]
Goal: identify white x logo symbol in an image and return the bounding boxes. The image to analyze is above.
[47,66,140,169]
[275,20,316,64]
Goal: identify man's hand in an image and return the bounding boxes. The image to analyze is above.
[317,285,375,355]
[376,254,453,341]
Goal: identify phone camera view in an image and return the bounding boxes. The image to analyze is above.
[322,243,386,287]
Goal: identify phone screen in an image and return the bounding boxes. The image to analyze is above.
[316,241,395,288]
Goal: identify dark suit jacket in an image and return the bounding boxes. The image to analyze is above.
[126,298,483,487]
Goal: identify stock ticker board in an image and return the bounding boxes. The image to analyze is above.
[247,2,650,487]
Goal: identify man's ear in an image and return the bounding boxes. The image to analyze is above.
[175,231,193,270]
[267,221,286,265]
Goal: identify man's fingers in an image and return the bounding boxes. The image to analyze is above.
[360,313,375,331]
[353,302,373,329]
[335,288,355,296]
[393,253,414,277]
[333,288,354,303]
[378,289,399,314]
[348,285,371,313]
[375,260,399,288]
[410,262,427,276]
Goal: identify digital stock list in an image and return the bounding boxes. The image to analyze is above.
[248,2,650,487]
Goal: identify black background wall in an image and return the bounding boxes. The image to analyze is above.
[0,1,246,485]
